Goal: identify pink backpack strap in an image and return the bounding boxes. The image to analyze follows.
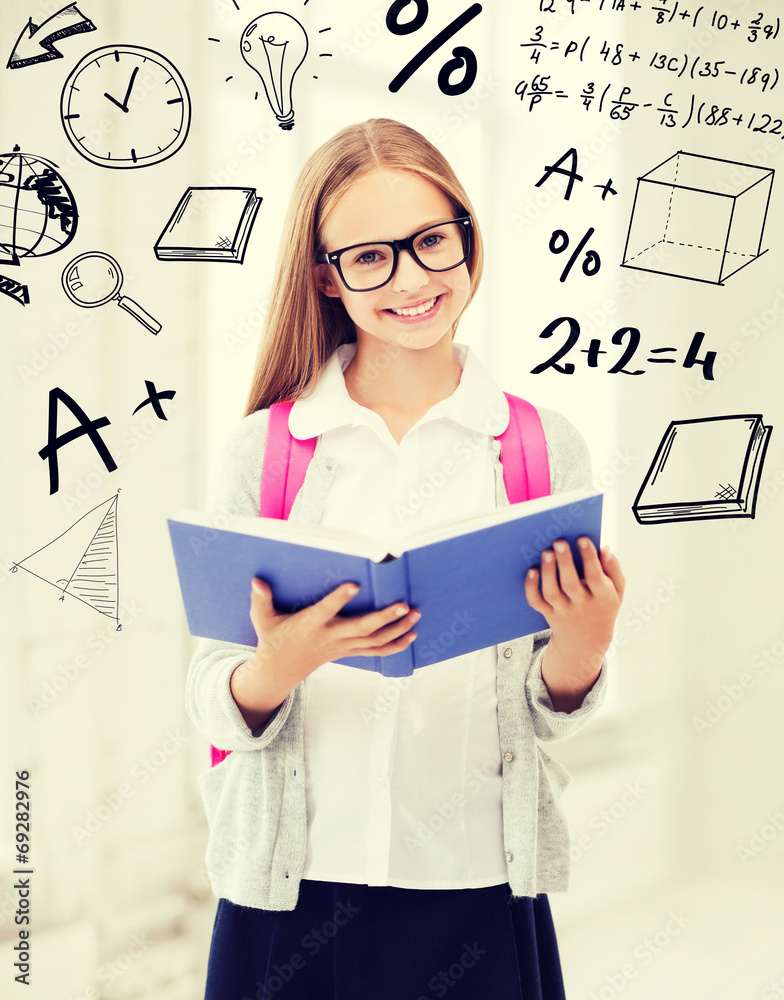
[497,392,550,502]
[260,400,318,519]
[211,401,317,768]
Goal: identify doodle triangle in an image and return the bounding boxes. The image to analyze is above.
[13,493,120,625]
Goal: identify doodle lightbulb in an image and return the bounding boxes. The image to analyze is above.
[240,12,308,131]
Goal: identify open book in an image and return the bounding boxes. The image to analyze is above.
[167,487,602,677]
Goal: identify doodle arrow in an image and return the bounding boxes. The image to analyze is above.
[7,4,97,70]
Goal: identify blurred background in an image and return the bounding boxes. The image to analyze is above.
[1,0,783,997]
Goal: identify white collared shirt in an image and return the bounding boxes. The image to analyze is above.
[288,341,511,888]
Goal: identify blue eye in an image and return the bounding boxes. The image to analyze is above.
[417,232,446,251]
[354,249,387,267]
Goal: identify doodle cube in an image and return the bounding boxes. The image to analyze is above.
[621,151,773,285]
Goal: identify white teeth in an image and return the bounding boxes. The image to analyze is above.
[389,296,438,316]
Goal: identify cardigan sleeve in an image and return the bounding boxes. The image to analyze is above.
[523,406,608,742]
[184,409,298,751]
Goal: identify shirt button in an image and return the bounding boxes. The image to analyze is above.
[503,751,514,762]
[503,647,513,658]
[506,851,514,863]
[374,776,387,789]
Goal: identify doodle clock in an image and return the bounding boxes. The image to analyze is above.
[60,45,191,168]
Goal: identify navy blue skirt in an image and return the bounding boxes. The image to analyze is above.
[204,879,565,1000]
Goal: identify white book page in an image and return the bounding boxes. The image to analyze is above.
[172,485,600,562]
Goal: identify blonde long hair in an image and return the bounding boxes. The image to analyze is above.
[244,118,485,415]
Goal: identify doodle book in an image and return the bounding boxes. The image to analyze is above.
[153,186,262,263]
[167,487,603,677]
[632,414,771,524]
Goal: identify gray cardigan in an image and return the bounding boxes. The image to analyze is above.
[185,405,607,911]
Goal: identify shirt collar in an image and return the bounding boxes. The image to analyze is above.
[288,341,509,440]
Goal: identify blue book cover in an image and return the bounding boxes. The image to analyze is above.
[167,488,603,677]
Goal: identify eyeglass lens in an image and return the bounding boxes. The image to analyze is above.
[339,221,468,290]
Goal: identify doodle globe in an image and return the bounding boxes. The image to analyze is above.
[0,145,77,265]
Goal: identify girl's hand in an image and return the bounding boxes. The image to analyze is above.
[524,538,625,712]
[230,579,420,730]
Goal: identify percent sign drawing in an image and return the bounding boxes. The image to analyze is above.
[386,0,483,96]
[549,227,601,282]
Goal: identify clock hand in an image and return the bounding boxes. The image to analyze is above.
[102,67,139,113]
[120,66,139,111]
[104,91,129,112]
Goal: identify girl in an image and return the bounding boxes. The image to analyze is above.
[187,118,624,1000]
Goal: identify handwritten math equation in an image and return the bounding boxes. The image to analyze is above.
[518,1,780,134]
[539,0,779,42]
[521,29,777,94]
[530,319,717,379]
[516,78,784,136]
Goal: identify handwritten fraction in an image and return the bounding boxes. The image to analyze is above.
[518,3,782,134]
[537,1,778,41]
[11,492,123,629]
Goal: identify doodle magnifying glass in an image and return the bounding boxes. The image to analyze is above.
[61,251,161,334]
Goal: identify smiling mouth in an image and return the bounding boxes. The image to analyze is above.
[385,295,441,317]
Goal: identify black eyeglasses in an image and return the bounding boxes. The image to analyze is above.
[316,216,472,292]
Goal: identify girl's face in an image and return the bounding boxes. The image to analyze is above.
[314,168,471,354]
